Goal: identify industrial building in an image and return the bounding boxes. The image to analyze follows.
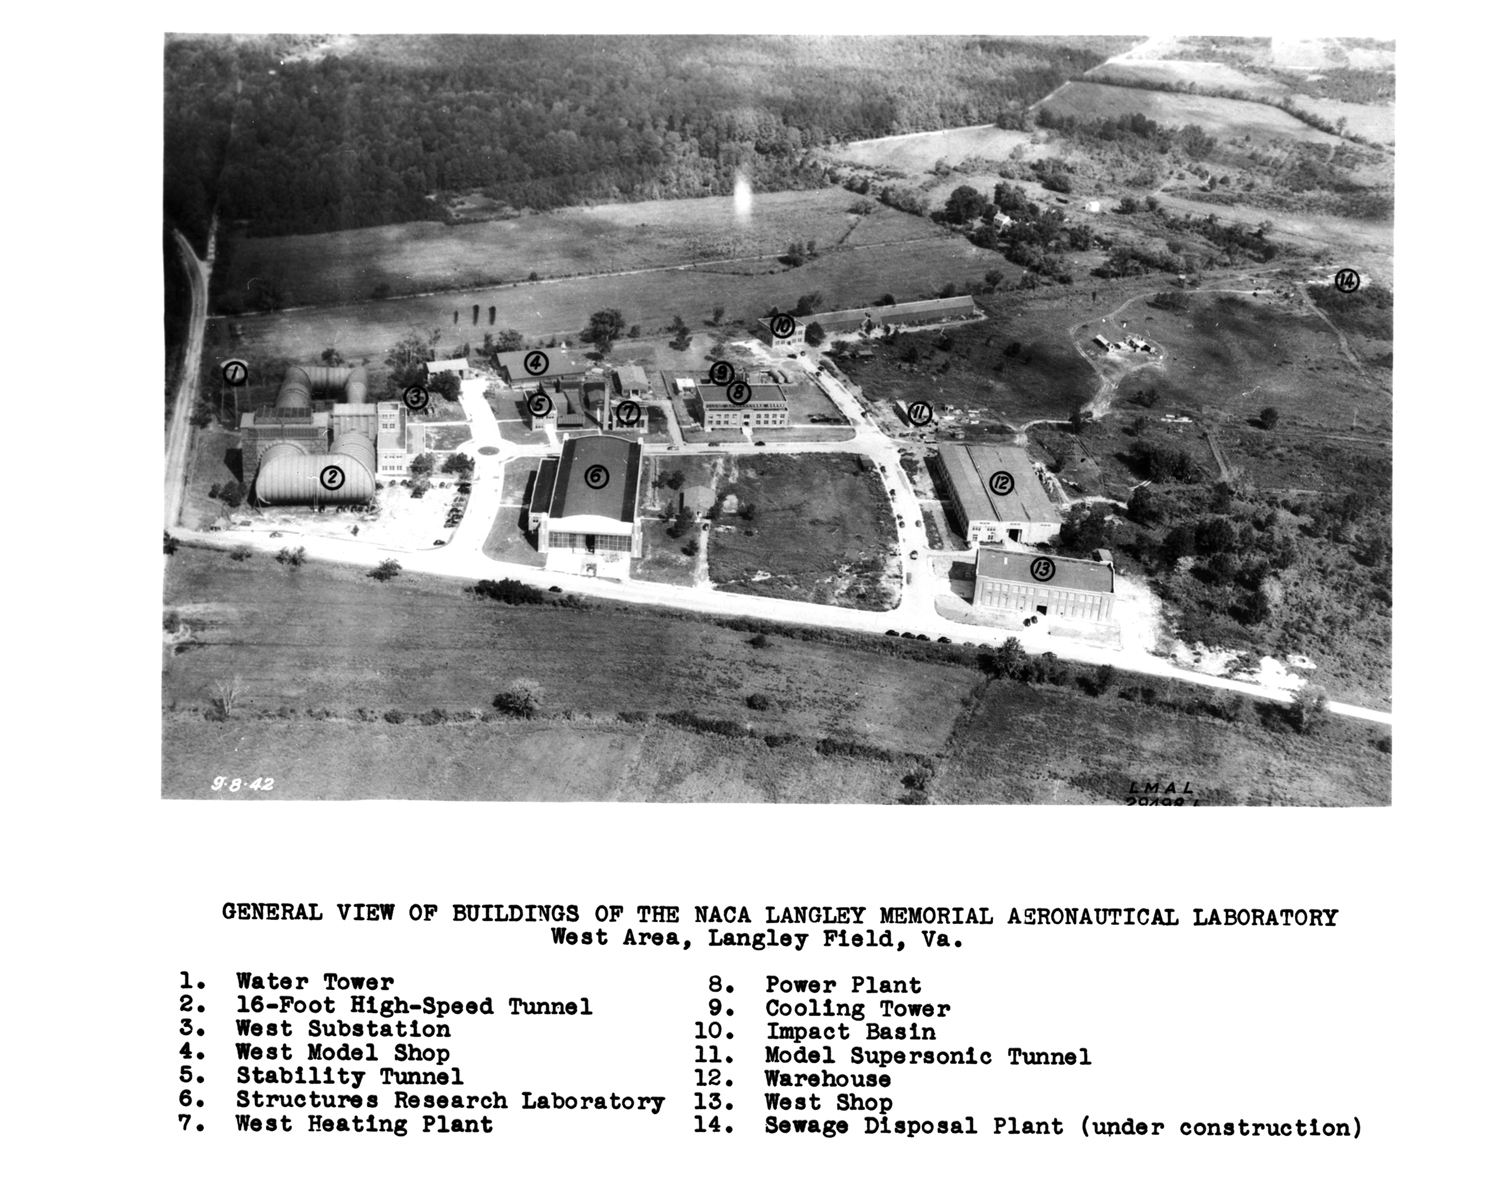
[495,347,589,386]
[806,295,978,337]
[973,546,1116,623]
[756,316,805,352]
[526,376,616,432]
[930,444,1061,545]
[696,383,789,431]
[424,357,471,380]
[240,365,407,504]
[613,365,650,398]
[526,435,643,579]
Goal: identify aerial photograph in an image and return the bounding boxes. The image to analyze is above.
[162,34,1394,804]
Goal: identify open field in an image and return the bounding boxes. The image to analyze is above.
[1039,81,1344,146]
[707,454,897,610]
[222,233,1004,365]
[161,548,1387,803]
[220,190,947,309]
[163,546,970,756]
[1087,58,1290,100]
[934,679,1387,806]
[482,459,547,566]
[836,126,1036,174]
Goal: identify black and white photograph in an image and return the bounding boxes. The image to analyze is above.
[162,32,1394,803]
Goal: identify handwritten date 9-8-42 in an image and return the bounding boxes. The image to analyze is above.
[210,777,274,792]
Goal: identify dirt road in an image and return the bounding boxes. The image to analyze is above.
[165,223,215,528]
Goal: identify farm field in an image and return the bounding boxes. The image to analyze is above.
[161,548,1386,803]
[836,125,1036,174]
[1039,81,1344,145]
[162,546,971,756]
[220,189,947,309]
[933,678,1388,806]
[1086,58,1290,99]
[706,454,897,610]
[222,233,1003,366]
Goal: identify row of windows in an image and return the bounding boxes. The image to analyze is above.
[546,531,635,554]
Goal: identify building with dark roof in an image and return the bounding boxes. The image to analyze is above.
[973,546,1116,623]
[807,295,978,336]
[495,347,590,386]
[696,383,789,431]
[527,435,643,577]
[931,444,1060,545]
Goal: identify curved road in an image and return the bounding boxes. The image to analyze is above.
[165,223,215,528]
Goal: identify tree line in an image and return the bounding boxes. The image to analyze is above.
[164,35,1112,241]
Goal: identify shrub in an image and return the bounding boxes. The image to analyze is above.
[370,558,402,582]
[383,710,407,724]
[493,678,544,718]
[746,693,773,711]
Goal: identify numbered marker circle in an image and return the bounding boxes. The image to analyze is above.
[770,314,797,338]
[988,471,1015,497]
[907,402,934,427]
[583,464,611,490]
[319,465,346,492]
[527,392,554,417]
[616,400,642,427]
[524,351,550,377]
[1029,557,1056,583]
[726,381,752,407]
[220,359,249,386]
[1333,269,1361,294]
[402,385,430,412]
[707,360,735,386]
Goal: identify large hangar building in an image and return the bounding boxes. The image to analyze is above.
[526,435,643,579]
[931,444,1060,546]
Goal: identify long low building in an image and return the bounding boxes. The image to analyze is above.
[495,347,590,385]
[809,295,978,336]
[527,435,643,579]
[930,444,1060,545]
[974,546,1116,623]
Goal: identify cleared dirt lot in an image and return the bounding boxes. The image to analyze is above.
[706,454,898,610]
[836,125,1036,173]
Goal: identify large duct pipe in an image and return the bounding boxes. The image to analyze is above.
[343,366,368,404]
[276,366,312,412]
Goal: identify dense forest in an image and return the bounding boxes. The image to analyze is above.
[164,34,1120,241]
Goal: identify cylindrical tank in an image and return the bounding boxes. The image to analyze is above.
[276,366,312,411]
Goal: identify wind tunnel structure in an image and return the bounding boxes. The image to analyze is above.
[256,431,376,504]
[251,365,378,505]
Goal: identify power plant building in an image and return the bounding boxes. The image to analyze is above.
[973,546,1116,623]
[527,435,643,579]
[697,383,789,431]
[931,444,1061,545]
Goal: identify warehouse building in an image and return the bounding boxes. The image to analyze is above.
[425,357,471,380]
[696,383,789,431]
[613,365,650,398]
[495,347,590,386]
[807,295,978,337]
[930,444,1060,545]
[973,546,1116,624]
[527,435,643,579]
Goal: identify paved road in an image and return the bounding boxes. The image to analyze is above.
[165,223,214,528]
[167,340,1392,728]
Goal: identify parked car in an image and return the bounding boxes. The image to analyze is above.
[754,440,766,446]
[901,632,915,639]
[885,629,899,636]
[938,636,951,644]
[432,539,446,546]
[548,585,562,593]
[916,634,930,641]
[268,531,282,538]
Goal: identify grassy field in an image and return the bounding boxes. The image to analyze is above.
[481,457,547,565]
[836,126,1036,173]
[161,547,1388,803]
[423,424,473,452]
[1038,81,1345,145]
[222,234,1003,366]
[220,189,946,309]
[707,455,898,609]
[933,679,1388,806]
